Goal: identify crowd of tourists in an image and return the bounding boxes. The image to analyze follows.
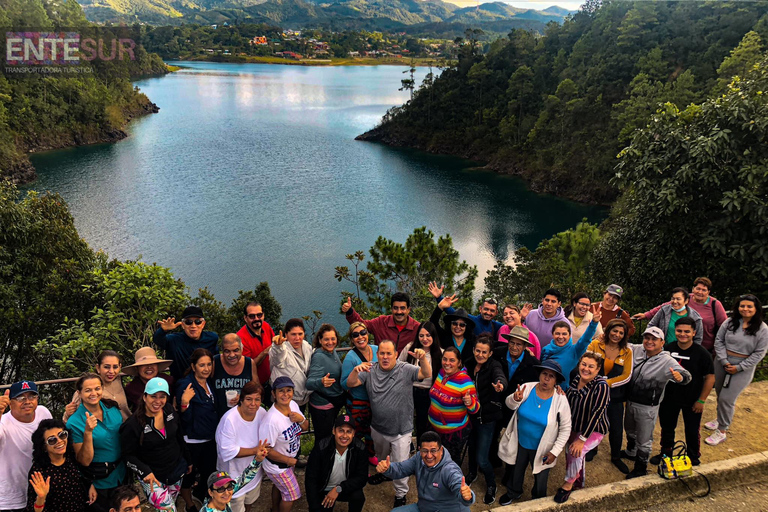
[0,277,766,512]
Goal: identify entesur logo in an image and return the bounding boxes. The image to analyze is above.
[5,31,136,66]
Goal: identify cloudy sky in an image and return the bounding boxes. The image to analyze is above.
[445,0,584,11]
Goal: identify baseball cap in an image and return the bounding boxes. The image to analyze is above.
[272,376,295,390]
[144,377,170,396]
[605,284,624,298]
[207,471,235,489]
[9,380,38,399]
[334,414,355,429]
[643,326,665,340]
[182,305,204,319]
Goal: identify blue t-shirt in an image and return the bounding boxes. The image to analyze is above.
[66,402,126,489]
[517,389,552,450]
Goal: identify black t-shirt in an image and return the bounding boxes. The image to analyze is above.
[212,354,253,418]
[663,342,715,405]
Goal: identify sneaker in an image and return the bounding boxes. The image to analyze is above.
[368,456,379,466]
[465,472,477,485]
[704,420,718,431]
[498,491,522,506]
[705,429,727,446]
[368,473,392,485]
[393,496,407,508]
[483,485,496,505]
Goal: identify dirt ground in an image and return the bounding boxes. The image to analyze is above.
[164,381,768,512]
[633,480,768,512]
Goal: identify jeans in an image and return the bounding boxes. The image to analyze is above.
[607,399,625,459]
[468,420,497,486]
[507,446,550,498]
[659,399,702,459]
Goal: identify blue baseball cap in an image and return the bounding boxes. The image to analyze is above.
[9,380,38,399]
[144,377,170,396]
[272,376,295,390]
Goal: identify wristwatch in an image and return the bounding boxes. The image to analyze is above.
[335,486,342,493]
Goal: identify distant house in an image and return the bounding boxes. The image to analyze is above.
[250,36,268,45]
[276,51,302,60]
[210,24,218,29]
[348,51,360,57]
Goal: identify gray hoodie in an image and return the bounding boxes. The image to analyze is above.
[648,304,704,345]
[628,343,692,406]
[384,449,475,512]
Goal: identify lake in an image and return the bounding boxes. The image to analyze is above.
[29,61,605,324]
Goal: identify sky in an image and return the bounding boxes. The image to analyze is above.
[443,0,583,11]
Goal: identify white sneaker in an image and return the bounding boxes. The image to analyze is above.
[705,429,727,446]
[704,420,718,430]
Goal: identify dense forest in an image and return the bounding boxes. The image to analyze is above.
[0,0,168,183]
[359,0,768,204]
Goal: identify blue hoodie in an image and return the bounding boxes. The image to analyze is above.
[384,448,475,512]
[541,320,598,389]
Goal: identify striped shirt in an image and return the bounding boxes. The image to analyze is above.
[566,375,610,440]
[428,369,479,434]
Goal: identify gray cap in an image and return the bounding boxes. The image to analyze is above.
[605,284,624,298]
[643,326,665,340]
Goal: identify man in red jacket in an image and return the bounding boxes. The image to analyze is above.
[237,302,275,403]
[341,292,420,353]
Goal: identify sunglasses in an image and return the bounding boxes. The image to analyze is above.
[212,483,235,493]
[246,313,264,319]
[183,318,204,326]
[451,321,467,328]
[350,329,368,339]
[46,430,69,446]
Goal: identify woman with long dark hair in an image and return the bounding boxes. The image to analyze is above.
[341,321,379,464]
[176,348,218,510]
[306,324,345,443]
[120,377,192,512]
[26,419,96,512]
[705,294,768,446]
[65,372,126,511]
[398,321,444,442]
[64,350,131,422]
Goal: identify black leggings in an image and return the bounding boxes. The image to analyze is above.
[413,387,431,443]
[182,439,217,501]
[607,399,625,459]
[310,403,342,443]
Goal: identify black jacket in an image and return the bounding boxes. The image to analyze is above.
[465,358,507,424]
[175,374,218,440]
[493,346,540,423]
[430,306,475,364]
[305,436,368,511]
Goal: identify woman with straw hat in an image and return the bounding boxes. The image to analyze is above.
[123,347,175,411]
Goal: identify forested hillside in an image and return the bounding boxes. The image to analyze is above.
[0,0,168,183]
[359,0,768,204]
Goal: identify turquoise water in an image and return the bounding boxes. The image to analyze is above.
[29,61,605,321]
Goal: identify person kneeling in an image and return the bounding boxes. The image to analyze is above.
[375,431,475,512]
[201,438,270,512]
[305,414,368,512]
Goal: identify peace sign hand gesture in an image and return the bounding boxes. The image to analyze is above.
[592,308,602,324]
[492,380,505,393]
[157,317,181,332]
[513,384,524,402]
[254,439,271,462]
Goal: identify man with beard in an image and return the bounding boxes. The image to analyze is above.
[237,302,275,404]
[155,305,219,380]
[305,415,368,512]
[428,282,503,337]
[212,333,260,418]
[341,292,420,353]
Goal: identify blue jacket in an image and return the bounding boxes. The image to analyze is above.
[341,345,378,401]
[153,328,219,380]
[442,302,503,337]
[306,349,344,407]
[384,448,475,512]
[541,320,598,390]
[175,374,218,441]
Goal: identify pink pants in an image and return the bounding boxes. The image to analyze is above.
[565,431,604,487]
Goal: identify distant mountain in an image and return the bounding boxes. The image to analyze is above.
[76,0,571,28]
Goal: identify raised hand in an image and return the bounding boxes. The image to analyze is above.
[438,294,459,311]
[462,391,472,407]
[64,393,79,418]
[354,362,372,374]
[273,330,286,346]
[428,281,444,299]
[0,389,11,415]
[513,384,524,402]
[408,348,426,361]
[492,380,504,393]
[321,373,336,388]
[376,455,391,473]
[341,297,352,313]
[288,411,305,424]
[29,472,50,499]
[157,317,181,332]
[181,383,195,406]
[670,367,683,383]
[521,303,533,318]
[254,438,271,462]
[84,411,98,432]
[592,308,602,324]
[460,476,472,501]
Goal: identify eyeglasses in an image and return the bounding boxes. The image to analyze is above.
[183,318,204,326]
[576,302,591,307]
[246,313,264,319]
[451,321,467,328]
[350,329,368,339]
[12,394,39,404]
[46,430,69,446]
[420,448,440,455]
[212,483,235,493]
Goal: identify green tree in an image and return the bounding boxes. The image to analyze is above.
[716,31,764,93]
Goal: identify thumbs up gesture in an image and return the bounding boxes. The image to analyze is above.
[670,367,683,383]
[376,455,391,473]
[460,476,472,501]
[341,297,352,313]
[321,373,336,387]
[84,410,98,432]
[513,384,524,402]
[273,330,286,346]
[462,391,472,407]
[0,389,10,414]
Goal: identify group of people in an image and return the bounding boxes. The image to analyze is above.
[0,278,766,512]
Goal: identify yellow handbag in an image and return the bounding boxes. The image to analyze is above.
[658,441,693,479]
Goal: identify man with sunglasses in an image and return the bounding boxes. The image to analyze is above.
[237,302,276,401]
[154,305,219,380]
[0,380,52,512]
[429,282,504,338]
[341,292,420,353]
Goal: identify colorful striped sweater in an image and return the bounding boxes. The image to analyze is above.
[428,369,479,434]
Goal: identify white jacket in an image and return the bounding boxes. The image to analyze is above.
[498,382,572,474]
[566,310,604,343]
[269,339,314,405]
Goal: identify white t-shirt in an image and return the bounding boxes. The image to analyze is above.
[215,405,268,498]
[0,406,53,509]
[258,401,302,475]
[325,449,348,491]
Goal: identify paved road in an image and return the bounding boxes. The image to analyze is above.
[633,480,768,512]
